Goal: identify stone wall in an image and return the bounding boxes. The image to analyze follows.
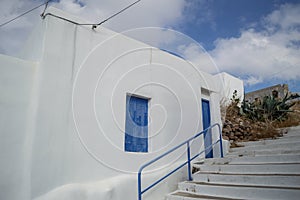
[245,84,290,102]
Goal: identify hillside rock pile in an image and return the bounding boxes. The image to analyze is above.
[222,117,281,142]
[222,104,283,147]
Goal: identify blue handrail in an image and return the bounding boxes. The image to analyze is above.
[137,123,223,200]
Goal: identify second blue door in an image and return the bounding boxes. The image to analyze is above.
[125,95,148,152]
[202,99,213,158]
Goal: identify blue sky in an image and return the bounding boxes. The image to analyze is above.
[177,0,300,93]
[0,0,300,93]
[180,0,296,50]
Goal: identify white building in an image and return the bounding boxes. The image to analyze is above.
[0,8,243,200]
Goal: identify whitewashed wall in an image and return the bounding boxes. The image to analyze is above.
[0,7,231,200]
[0,54,37,200]
[214,72,244,106]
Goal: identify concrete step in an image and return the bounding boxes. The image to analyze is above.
[199,154,300,165]
[166,126,300,199]
[176,181,300,200]
[281,133,300,138]
[166,191,241,200]
[228,148,300,156]
[192,172,300,187]
[229,154,300,164]
[284,127,300,136]
[236,137,300,147]
[192,163,300,175]
[229,141,300,152]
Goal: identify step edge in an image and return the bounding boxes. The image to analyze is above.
[193,172,300,176]
[167,190,242,200]
[180,181,300,190]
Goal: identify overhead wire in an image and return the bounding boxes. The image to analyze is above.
[94,0,141,28]
[41,13,94,26]
[41,0,141,29]
[42,0,142,29]
[40,0,50,17]
[1,0,142,29]
[0,0,52,28]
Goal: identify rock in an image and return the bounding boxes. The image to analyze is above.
[235,132,242,136]
[256,132,262,137]
[223,136,229,141]
[229,135,235,140]
[222,103,281,143]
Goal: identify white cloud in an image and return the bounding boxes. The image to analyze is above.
[263,3,300,30]
[209,3,300,86]
[53,0,84,14]
[0,0,41,54]
[244,76,263,86]
[183,0,216,30]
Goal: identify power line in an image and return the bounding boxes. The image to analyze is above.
[41,0,50,17]
[42,12,94,26]
[1,0,142,29]
[0,0,52,28]
[94,0,141,28]
[42,0,142,29]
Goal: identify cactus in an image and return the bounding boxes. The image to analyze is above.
[241,92,295,122]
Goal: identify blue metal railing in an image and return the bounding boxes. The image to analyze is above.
[137,123,223,200]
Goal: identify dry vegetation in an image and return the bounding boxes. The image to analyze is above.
[222,98,300,148]
[274,100,300,128]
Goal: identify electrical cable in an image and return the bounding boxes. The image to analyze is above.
[1,0,141,29]
[0,0,52,28]
[40,0,50,18]
[42,0,142,29]
[94,0,141,28]
[42,13,94,26]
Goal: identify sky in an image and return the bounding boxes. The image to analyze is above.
[0,0,300,93]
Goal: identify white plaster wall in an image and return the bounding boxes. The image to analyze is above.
[0,7,229,200]
[28,14,123,198]
[32,13,221,198]
[0,54,37,200]
[214,72,244,106]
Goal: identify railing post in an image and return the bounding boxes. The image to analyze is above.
[187,141,192,181]
[138,172,142,200]
[218,124,224,158]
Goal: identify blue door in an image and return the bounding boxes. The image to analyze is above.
[125,95,148,152]
[202,99,213,158]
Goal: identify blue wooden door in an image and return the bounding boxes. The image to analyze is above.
[202,99,213,158]
[125,95,148,152]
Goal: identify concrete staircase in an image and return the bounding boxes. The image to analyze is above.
[166,126,300,200]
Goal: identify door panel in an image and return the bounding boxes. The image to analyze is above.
[125,95,148,152]
[202,99,213,158]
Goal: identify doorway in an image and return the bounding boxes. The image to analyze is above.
[201,99,213,158]
[125,95,148,152]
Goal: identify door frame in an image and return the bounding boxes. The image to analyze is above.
[201,98,213,158]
